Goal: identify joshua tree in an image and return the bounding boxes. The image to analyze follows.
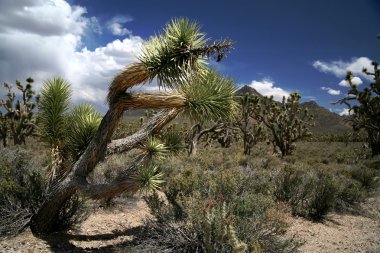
[0,78,38,146]
[235,94,265,155]
[30,18,236,234]
[38,77,102,185]
[188,121,236,156]
[251,93,313,156]
[334,62,380,156]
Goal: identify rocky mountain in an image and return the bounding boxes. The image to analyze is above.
[300,101,351,134]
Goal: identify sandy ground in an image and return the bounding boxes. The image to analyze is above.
[0,192,379,253]
[0,197,151,253]
[286,189,380,253]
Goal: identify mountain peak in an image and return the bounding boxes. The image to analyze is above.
[301,100,318,107]
[235,85,262,97]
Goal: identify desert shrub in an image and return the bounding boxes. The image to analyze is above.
[51,194,89,232]
[0,148,88,235]
[143,156,299,253]
[275,165,341,220]
[348,165,378,190]
[308,169,339,219]
[362,155,380,170]
[337,179,363,208]
[112,117,142,140]
[0,149,46,236]
[274,158,380,220]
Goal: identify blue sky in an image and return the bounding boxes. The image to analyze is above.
[1,0,379,114]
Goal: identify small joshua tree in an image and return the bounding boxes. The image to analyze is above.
[334,62,380,156]
[188,120,237,156]
[251,93,313,156]
[0,78,39,146]
[38,77,102,185]
[235,94,266,155]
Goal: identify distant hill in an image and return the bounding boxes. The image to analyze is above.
[235,86,352,134]
[300,101,351,134]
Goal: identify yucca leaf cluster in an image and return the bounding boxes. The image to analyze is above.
[140,18,232,88]
[130,137,170,194]
[0,78,39,147]
[108,18,234,113]
[134,165,164,195]
[38,77,71,147]
[180,69,238,122]
[67,104,102,160]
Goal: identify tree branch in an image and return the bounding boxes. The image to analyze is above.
[107,108,182,155]
[78,153,149,199]
[114,92,186,111]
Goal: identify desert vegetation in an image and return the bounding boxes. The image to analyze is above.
[0,18,379,253]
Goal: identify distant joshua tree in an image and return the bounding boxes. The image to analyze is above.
[250,93,313,156]
[0,78,39,147]
[334,62,380,156]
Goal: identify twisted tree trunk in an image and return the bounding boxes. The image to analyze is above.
[30,97,184,233]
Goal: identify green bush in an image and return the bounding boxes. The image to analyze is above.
[275,165,342,220]
[0,148,88,235]
[0,149,46,235]
[52,194,89,232]
[348,165,377,190]
[337,180,363,208]
[308,169,339,220]
[142,155,299,253]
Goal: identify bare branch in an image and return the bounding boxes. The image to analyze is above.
[107,108,182,155]
[115,92,186,111]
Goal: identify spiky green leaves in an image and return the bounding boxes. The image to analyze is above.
[38,77,102,161]
[139,18,233,88]
[133,165,164,194]
[38,77,72,146]
[145,137,169,160]
[160,125,185,155]
[180,69,238,122]
[132,137,168,194]
[139,18,205,87]
[67,104,102,159]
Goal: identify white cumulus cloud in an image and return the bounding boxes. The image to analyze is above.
[106,16,133,36]
[0,0,145,112]
[68,37,143,104]
[320,86,341,95]
[338,76,363,87]
[312,57,373,81]
[246,79,290,101]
